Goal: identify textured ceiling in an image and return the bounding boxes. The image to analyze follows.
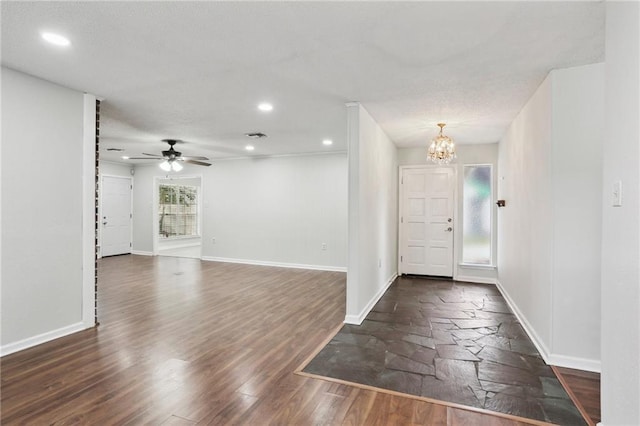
[1,1,604,163]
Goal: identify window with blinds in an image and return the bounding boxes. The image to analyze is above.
[158,184,199,238]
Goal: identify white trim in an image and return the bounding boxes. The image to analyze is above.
[0,322,88,357]
[458,263,496,270]
[456,275,497,285]
[201,256,347,273]
[154,174,203,256]
[398,165,457,277]
[461,163,495,267]
[344,273,397,325]
[82,94,97,327]
[496,281,602,372]
[548,353,601,373]
[131,250,154,256]
[495,280,552,364]
[99,174,133,258]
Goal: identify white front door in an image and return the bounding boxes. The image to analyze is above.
[101,176,132,257]
[399,167,455,277]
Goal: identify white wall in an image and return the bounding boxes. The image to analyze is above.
[100,161,132,178]
[498,63,603,371]
[345,103,398,324]
[498,74,554,356]
[1,68,93,354]
[132,153,347,270]
[551,63,603,366]
[398,143,499,284]
[601,2,640,424]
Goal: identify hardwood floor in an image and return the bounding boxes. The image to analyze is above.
[2,255,539,424]
[553,367,601,425]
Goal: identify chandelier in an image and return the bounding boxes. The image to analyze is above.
[427,123,456,164]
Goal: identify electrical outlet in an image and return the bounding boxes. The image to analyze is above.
[212,237,216,244]
[378,258,382,268]
[321,243,327,250]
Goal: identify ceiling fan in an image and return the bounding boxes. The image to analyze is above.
[128,139,211,171]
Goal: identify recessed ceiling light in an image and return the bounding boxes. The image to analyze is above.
[258,103,273,112]
[41,32,71,47]
[121,156,130,160]
[322,139,333,146]
[245,145,255,151]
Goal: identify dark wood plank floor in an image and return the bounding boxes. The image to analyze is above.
[2,255,540,424]
[554,367,601,425]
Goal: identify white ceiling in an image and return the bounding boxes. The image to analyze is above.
[1,1,604,163]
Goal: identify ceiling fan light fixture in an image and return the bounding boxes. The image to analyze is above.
[171,161,183,172]
[159,160,171,172]
[427,123,456,165]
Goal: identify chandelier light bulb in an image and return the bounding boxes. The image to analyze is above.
[427,123,456,165]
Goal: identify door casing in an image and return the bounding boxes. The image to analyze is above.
[398,165,459,278]
[99,175,133,258]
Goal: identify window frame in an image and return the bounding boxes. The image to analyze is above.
[157,183,200,240]
[461,163,494,267]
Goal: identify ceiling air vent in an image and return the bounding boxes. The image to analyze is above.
[245,132,267,139]
[106,148,125,152]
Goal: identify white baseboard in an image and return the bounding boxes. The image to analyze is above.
[344,273,398,325]
[455,275,497,285]
[548,353,601,373]
[201,256,347,273]
[495,280,552,364]
[496,281,602,372]
[131,250,153,256]
[1,322,88,357]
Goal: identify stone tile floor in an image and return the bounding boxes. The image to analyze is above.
[303,276,586,425]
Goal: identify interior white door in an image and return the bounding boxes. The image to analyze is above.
[101,176,132,257]
[399,167,455,276]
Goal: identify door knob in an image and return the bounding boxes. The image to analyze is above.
[446,227,453,232]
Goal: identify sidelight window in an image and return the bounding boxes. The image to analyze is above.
[462,165,492,265]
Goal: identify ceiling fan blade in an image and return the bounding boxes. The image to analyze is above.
[182,159,211,167]
[181,155,210,161]
[142,153,163,157]
[126,157,162,160]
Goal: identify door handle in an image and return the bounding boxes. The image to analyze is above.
[445,227,453,232]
